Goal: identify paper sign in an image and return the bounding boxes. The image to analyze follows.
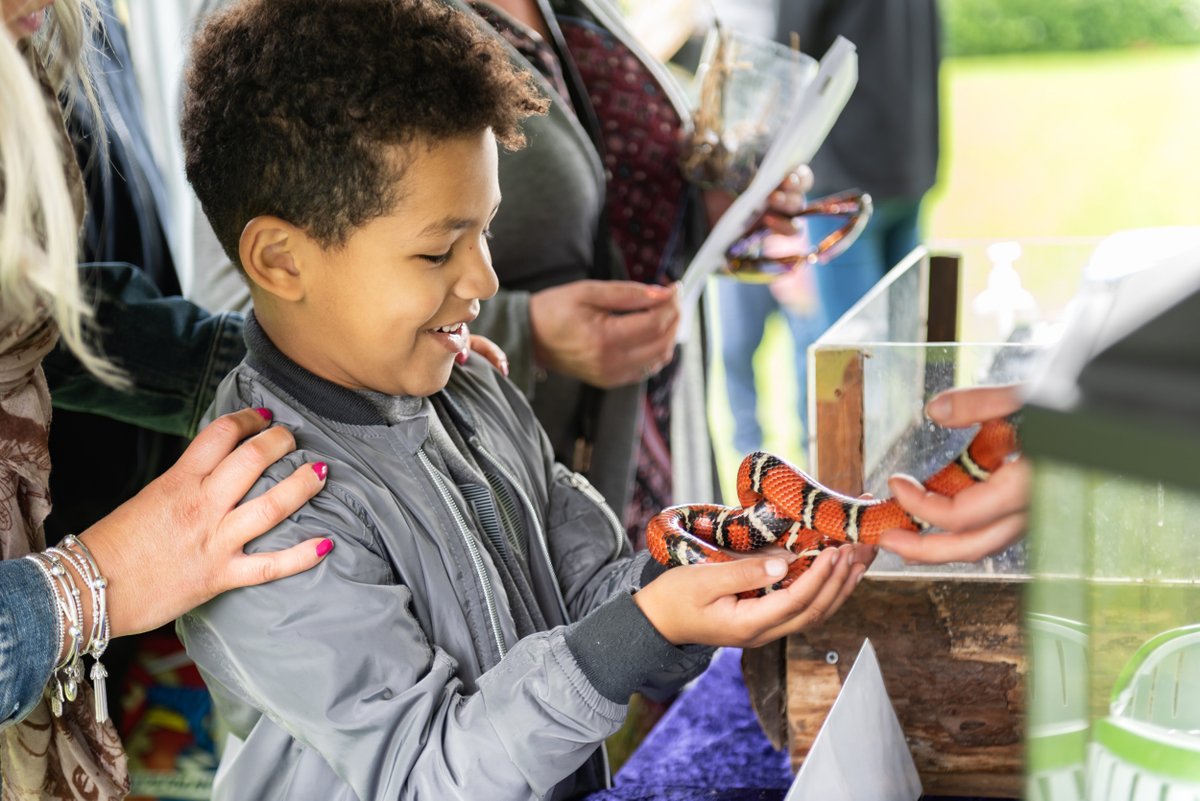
[785,639,922,801]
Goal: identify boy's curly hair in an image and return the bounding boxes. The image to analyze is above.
[182,0,549,264]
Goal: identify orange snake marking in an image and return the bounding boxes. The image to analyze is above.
[644,415,1020,597]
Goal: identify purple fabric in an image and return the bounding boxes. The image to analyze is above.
[588,648,794,801]
[586,647,1013,801]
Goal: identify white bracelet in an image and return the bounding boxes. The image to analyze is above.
[59,535,112,721]
[24,552,79,716]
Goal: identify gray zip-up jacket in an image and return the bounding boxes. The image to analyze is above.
[177,317,711,801]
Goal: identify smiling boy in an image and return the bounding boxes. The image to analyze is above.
[176,1,861,799]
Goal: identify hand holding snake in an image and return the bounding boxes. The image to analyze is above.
[646,412,1021,597]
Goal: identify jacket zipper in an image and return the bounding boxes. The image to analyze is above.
[417,447,507,660]
[472,443,571,623]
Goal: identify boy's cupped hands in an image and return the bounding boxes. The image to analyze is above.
[634,542,874,649]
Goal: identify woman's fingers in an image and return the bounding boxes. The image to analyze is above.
[221,460,329,548]
[175,407,275,476]
[879,513,1026,564]
[888,458,1031,533]
[202,423,298,504]
[224,537,334,592]
[465,334,509,376]
[925,384,1023,428]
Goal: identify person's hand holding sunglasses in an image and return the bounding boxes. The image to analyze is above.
[701,165,872,283]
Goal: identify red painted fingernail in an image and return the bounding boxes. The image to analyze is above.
[316,538,334,558]
[254,407,273,422]
[455,350,469,365]
[312,462,328,481]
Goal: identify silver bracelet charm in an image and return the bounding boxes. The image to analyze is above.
[24,552,79,716]
[42,549,85,706]
[60,535,112,721]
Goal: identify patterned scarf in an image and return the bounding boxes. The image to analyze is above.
[0,45,129,801]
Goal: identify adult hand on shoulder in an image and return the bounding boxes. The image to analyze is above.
[634,544,871,648]
[880,384,1030,564]
[528,279,680,387]
[78,407,331,638]
[457,326,510,377]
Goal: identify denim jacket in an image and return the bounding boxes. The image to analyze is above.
[43,262,246,438]
[0,560,59,729]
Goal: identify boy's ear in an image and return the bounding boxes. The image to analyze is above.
[240,216,308,301]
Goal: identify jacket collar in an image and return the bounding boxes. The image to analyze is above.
[243,312,388,426]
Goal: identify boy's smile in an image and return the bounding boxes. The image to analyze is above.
[249,130,502,398]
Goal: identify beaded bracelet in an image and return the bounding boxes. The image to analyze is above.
[23,551,81,717]
[59,535,112,721]
[43,549,86,705]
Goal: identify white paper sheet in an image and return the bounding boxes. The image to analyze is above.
[784,639,923,801]
[676,35,859,342]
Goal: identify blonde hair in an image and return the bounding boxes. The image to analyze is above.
[0,0,124,384]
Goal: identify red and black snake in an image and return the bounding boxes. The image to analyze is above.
[646,416,1020,596]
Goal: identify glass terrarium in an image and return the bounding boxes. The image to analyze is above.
[808,240,1090,575]
[772,241,1093,796]
[1022,229,1200,801]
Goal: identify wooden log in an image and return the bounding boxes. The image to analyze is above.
[784,576,1025,797]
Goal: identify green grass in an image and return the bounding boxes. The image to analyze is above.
[707,45,1200,500]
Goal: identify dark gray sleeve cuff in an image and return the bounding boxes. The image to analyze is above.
[564,590,690,704]
[639,556,670,587]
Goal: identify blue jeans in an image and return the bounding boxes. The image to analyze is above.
[806,197,923,324]
[0,559,58,730]
[716,280,826,454]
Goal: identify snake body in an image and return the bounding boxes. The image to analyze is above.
[645,417,1020,595]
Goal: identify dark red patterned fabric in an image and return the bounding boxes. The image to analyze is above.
[559,20,688,285]
[559,19,691,545]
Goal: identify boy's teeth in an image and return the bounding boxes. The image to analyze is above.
[436,324,459,334]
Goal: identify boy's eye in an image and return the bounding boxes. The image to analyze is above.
[420,250,452,265]
[483,228,494,240]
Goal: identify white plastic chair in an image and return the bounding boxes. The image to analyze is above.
[1026,613,1091,801]
[1086,624,1200,801]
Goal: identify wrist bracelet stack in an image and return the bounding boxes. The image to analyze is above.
[24,535,112,722]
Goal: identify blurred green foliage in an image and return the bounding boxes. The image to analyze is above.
[942,0,1200,56]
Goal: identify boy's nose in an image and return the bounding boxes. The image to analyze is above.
[461,250,499,301]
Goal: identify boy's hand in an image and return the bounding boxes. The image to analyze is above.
[634,544,871,648]
[880,384,1029,563]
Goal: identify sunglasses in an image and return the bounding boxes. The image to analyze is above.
[722,190,873,282]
